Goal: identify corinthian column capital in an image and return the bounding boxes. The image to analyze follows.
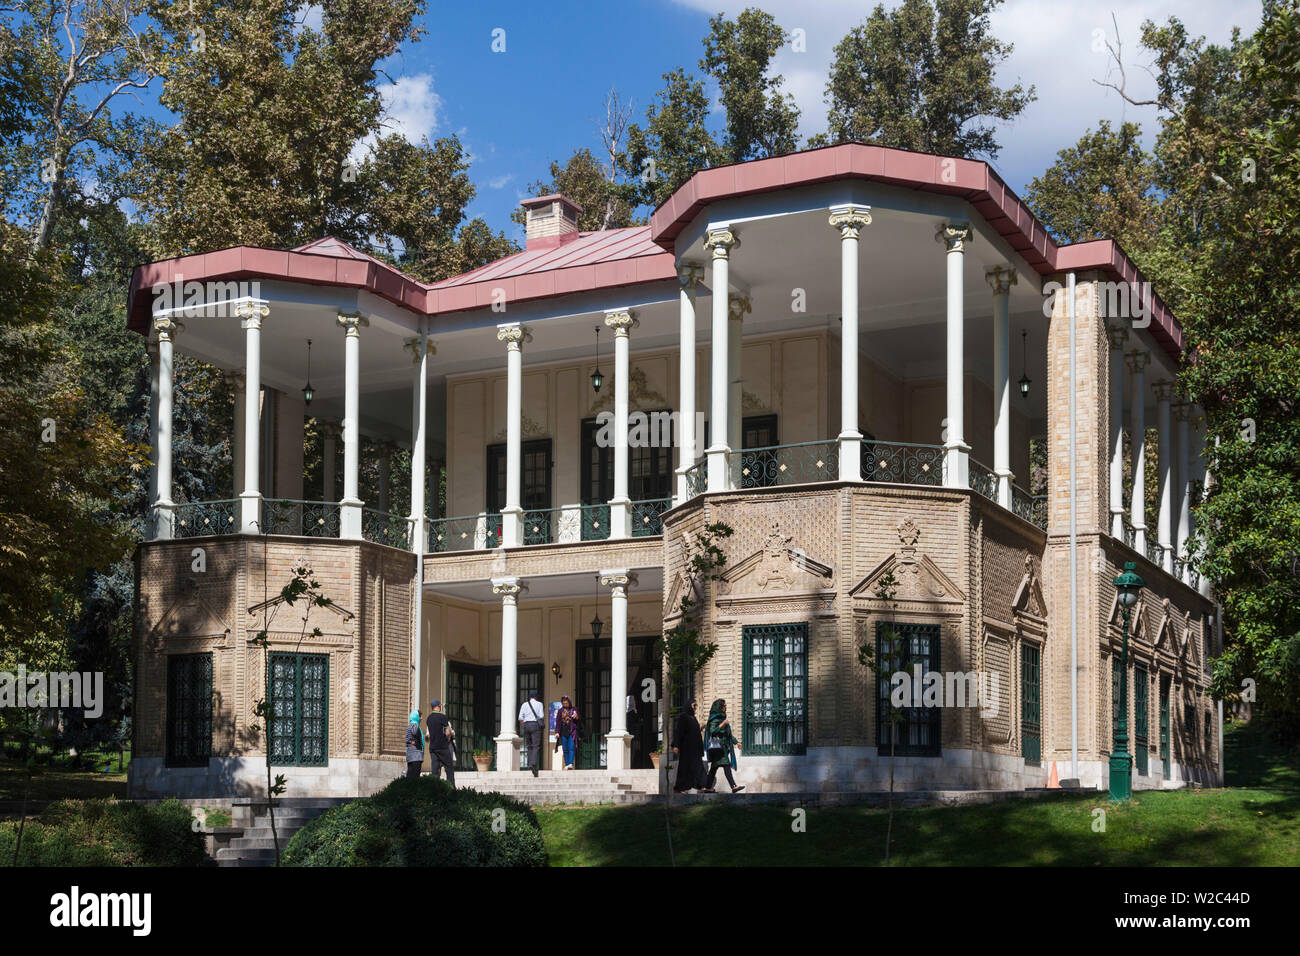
[728,296,752,322]
[678,261,705,290]
[985,265,1017,295]
[828,204,872,239]
[496,323,531,351]
[604,309,638,337]
[704,228,739,259]
[336,312,369,336]
[936,221,973,253]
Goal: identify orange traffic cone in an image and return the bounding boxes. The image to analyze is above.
[1047,761,1060,789]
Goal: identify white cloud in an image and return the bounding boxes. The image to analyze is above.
[666,0,1263,188]
[349,73,442,166]
[488,173,515,189]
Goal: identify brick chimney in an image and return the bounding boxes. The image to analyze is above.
[520,194,583,250]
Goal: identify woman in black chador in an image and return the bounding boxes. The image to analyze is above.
[672,697,706,793]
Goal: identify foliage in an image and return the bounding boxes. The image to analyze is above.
[282,776,547,866]
[1,798,204,867]
[818,0,1035,158]
[700,7,800,162]
[623,68,727,209]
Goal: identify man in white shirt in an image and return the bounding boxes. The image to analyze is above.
[518,690,546,777]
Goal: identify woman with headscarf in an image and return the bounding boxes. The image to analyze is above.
[555,696,581,770]
[405,708,424,778]
[672,697,706,793]
[701,698,745,793]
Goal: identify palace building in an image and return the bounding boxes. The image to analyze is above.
[125,143,1221,799]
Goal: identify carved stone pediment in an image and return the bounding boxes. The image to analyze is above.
[663,569,704,620]
[1111,594,1150,644]
[851,518,965,606]
[716,521,835,597]
[1012,554,1047,621]
[149,580,231,649]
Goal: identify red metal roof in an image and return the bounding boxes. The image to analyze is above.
[125,143,1184,360]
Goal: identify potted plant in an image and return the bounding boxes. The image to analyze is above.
[649,750,662,771]
[473,750,492,773]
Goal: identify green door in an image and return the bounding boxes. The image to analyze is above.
[1134,664,1149,775]
[1159,675,1171,777]
[1020,642,1041,764]
[268,653,328,766]
[445,662,542,770]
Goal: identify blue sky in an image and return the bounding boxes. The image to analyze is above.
[384,0,1263,243]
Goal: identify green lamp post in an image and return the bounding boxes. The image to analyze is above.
[1110,561,1145,801]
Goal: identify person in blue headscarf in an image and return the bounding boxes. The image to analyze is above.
[701,698,744,793]
[405,708,424,778]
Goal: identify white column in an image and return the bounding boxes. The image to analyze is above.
[1196,417,1214,599]
[236,300,269,533]
[1107,326,1128,537]
[226,371,245,500]
[406,336,433,552]
[1154,380,1174,572]
[493,576,522,771]
[337,313,368,539]
[703,228,736,493]
[1175,403,1193,582]
[727,295,750,488]
[675,262,704,504]
[320,421,339,501]
[496,323,529,546]
[606,309,637,538]
[147,340,160,516]
[830,204,872,482]
[987,266,1017,507]
[602,570,635,770]
[938,223,972,487]
[1127,350,1149,551]
[151,316,180,539]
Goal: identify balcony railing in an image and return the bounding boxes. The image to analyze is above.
[1011,484,1048,531]
[261,498,340,537]
[683,458,707,499]
[425,498,672,554]
[427,513,502,553]
[362,508,413,549]
[173,498,240,538]
[968,458,998,503]
[730,440,839,489]
[861,440,943,486]
[631,496,673,536]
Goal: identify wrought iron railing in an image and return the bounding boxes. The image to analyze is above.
[861,440,943,486]
[968,458,998,502]
[172,499,240,538]
[1011,484,1048,531]
[1146,538,1165,566]
[684,458,707,499]
[631,496,673,536]
[1173,557,1201,590]
[1122,517,1137,550]
[521,508,555,545]
[362,508,412,549]
[427,513,502,553]
[730,440,839,489]
[261,498,340,537]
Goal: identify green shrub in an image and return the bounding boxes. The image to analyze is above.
[0,798,204,867]
[283,777,547,867]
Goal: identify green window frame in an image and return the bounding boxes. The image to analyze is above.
[1134,663,1149,775]
[742,623,807,755]
[876,621,941,757]
[1159,675,1171,776]
[1020,641,1041,764]
[166,653,212,768]
[268,652,329,767]
[1110,654,1121,754]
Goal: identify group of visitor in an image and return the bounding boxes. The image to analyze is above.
[405,700,457,785]
[672,698,745,794]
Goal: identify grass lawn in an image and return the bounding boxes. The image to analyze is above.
[536,788,1300,867]
[1224,717,1300,789]
[0,752,129,806]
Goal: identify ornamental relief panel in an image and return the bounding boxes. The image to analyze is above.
[851,517,966,611]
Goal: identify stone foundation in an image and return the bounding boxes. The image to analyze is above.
[128,756,405,799]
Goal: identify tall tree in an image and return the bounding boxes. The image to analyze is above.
[623,68,727,209]
[700,7,800,161]
[820,0,1035,159]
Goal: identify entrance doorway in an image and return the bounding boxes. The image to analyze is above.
[444,661,542,770]
[574,636,662,769]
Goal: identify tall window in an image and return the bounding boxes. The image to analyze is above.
[1020,641,1041,764]
[876,622,941,756]
[1134,663,1149,775]
[166,653,212,767]
[1159,675,1171,776]
[486,439,552,542]
[268,653,329,767]
[581,413,674,505]
[743,623,807,755]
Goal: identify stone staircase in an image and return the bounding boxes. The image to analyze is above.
[454,769,660,805]
[213,797,351,868]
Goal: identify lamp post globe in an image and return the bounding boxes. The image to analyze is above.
[1109,561,1145,801]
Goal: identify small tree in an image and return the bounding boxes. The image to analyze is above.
[857,567,904,865]
[655,521,732,863]
[249,562,333,866]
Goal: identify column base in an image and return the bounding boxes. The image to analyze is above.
[1159,544,1174,574]
[151,500,176,540]
[1133,526,1148,552]
[239,492,262,534]
[838,432,862,482]
[995,468,1014,509]
[1111,511,1125,538]
[706,445,730,493]
[499,506,523,548]
[339,497,363,539]
[608,497,631,539]
[494,733,520,772]
[943,442,970,488]
[604,731,633,771]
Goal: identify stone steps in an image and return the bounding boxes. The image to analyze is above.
[215,799,347,868]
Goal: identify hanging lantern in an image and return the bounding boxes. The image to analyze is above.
[590,326,604,392]
[1018,329,1031,398]
[302,338,315,405]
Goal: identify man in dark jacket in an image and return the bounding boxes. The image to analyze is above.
[672,698,706,793]
[426,699,456,787]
